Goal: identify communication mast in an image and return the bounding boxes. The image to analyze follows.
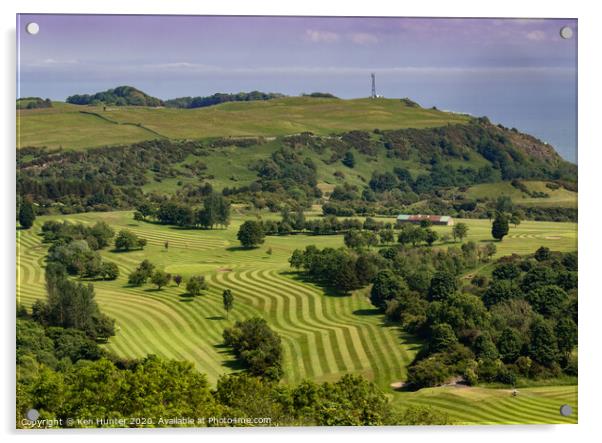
[371,73,376,98]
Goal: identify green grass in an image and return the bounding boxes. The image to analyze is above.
[464,181,577,208]
[18,97,469,150]
[17,103,158,149]
[16,211,577,424]
[392,385,577,424]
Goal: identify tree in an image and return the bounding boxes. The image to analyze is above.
[127,260,155,286]
[482,242,497,261]
[19,200,36,229]
[529,319,559,367]
[186,276,208,296]
[114,229,145,251]
[483,279,520,307]
[452,223,468,242]
[342,151,356,168]
[237,220,265,248]
[344,229,367,250]
[398,224,424,246]
[99,262,119,280]
[474,333,499,359]
[555,317,577,356]
[492,262,521,281]
[173,275,183,287]
[510,213,522,227]
[406,355,452,388]
[89,222,115,249]
[428,271,458,301]
[379,229,395,244]
[526,285,568,317]
[128,270,147,286]
[292,209,306,231]
[198,193,231,229]
[223,317,283,379]
[150,270,171,290]
[370,270,408,310]
[430,323,458,352]
[497,328,522,363]
[424,228,439,246]
[495,196,514,213]
[534,246,551,262]
[222,289,234,320]
[34,268,115,340]
[491,212,509,241]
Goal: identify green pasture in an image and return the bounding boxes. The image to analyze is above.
[16,211,577,424]
[464,181,577,208]
[17,97,469,150]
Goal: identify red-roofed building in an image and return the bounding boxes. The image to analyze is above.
[396,214,454,226]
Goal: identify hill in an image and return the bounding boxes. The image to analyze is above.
[18,119,576,216]
[17,93,577,222]
[18,97,470,150]
[16,97,52,110]
[66,85,164,107]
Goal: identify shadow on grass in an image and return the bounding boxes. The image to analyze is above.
[222,359,247,371]
[213,344,247,371]
[353,308,381,316]
[206,315,224,321]
[399,332,425,353]
[178,292,197,302]
[143,287,165,293]
[284,271,351,297]
[225,245,257,252]
[108,248,144,254]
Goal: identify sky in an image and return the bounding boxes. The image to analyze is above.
[17,15,577,162]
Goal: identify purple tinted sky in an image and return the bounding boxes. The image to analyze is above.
[17,15,577,161]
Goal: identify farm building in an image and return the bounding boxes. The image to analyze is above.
[397,214,454,226]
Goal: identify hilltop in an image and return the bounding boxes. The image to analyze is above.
[18,96,469,150]
[17,90,576,221]
[66,85,164,107]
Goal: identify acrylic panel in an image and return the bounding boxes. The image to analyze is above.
[16,14,578,428]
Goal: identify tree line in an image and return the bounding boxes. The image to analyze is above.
[134,193,230,229]
[165,91,284,109]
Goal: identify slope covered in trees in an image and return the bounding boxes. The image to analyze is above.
[17,117,576,221]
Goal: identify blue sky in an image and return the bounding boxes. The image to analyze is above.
[17,15,577,161]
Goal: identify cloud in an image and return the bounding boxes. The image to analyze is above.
[513,19,548,26]
[525,30,546,41]
[42,58,78,65]
[140,62,219,71]
[349,33,378,45]
[305,29,340,43]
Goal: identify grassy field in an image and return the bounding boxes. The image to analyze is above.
[16,211,577,424]
[464,181,577,208]
[17,97,469,150]
[392,385,577,424]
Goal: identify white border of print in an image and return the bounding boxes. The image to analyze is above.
[1,0,600,442]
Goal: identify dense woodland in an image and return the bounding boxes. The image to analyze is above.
[290,242,577,388]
